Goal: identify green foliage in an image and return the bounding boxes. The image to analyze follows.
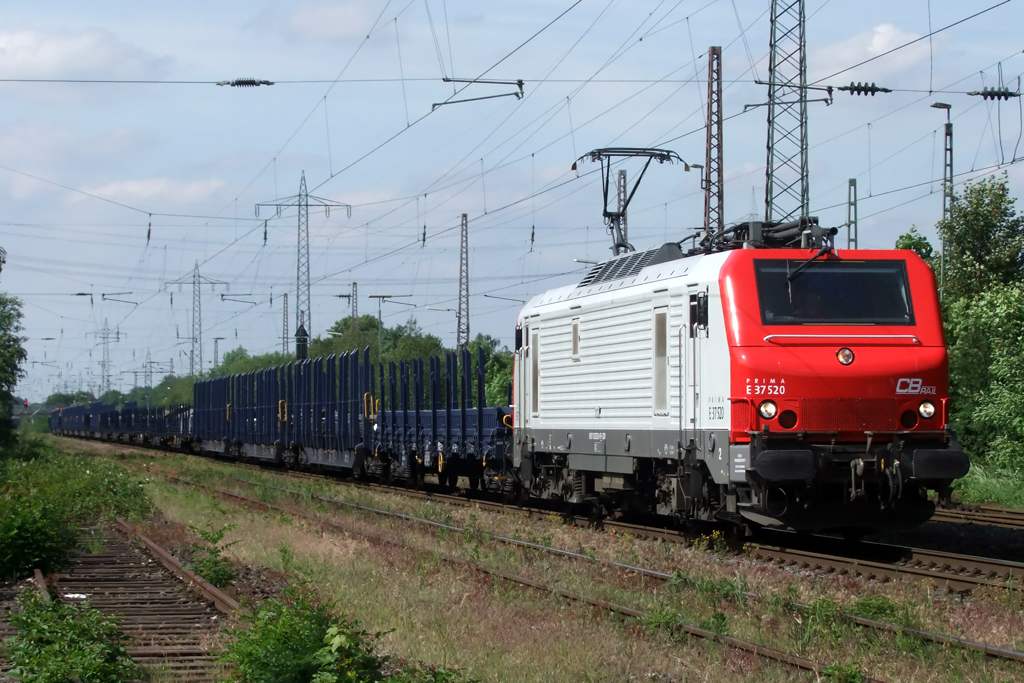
[697,611,728,635]
[210,347,296,378]
[796,598,843,651]
[894,225,935,261]
[186,522,238,589]
[938,174,1024,302]
[821,662,866,683]
[0,489,78,580]
[3,590,142,683]
[848,595,901,623]
[223,587,478,683]
[310,316,447,368]
[0,292,27,442]
[896,175,1024,474]
[222,587,336,683]
[0,440,152,580]
[310,621,390,683]
[44,390,97,407]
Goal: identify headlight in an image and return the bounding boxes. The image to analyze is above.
[836,348,855,365]
[918,401,936,419]
[758,400,778,419]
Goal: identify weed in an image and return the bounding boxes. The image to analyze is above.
[280,544,296,573]
[849,595,901,623]
[796,597,843,651]
[4,590,143,683]
[698,611,728,635]
[186,521,238,588]
[821,662,866,683]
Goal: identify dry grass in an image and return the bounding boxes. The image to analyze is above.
[53,437,1024,682]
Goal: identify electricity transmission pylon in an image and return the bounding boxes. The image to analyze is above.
[256,172,352,347]
[165,262,227,376]
[765,0,808,223]
[457,214,470,353]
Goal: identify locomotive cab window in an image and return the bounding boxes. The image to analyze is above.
[754,259,915,325]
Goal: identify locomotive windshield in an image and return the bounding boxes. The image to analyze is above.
[754,259,915,325]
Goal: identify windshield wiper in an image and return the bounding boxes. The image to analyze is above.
[787,244,833,282]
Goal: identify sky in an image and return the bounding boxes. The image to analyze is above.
[3,0,1023,402]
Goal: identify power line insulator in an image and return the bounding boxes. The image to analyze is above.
[217,78,274,87]
[837,81,892,96]
[967,87,1020,101]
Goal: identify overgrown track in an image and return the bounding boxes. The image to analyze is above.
[69,438,1024,670]
[0,582,20,679]
[933,503,1024,532]
[161,471,882,681]
[68,436,1024,594]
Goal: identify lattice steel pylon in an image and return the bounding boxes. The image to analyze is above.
[351,282,358,320]
[165,261,227,376]
[192,262,201,375]
[95,318,119,395]
[765,0,809,223]
[940,119,953,293]
[256,172,351,341]
[282,293,289,354]
[297,172,310,334]
[846,178,858,249]
[456,213,470,352]
[704,46,724,236]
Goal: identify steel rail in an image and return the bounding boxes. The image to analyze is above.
[115,518,239,614]
[158,472,874,681]
[932,504,1024,532]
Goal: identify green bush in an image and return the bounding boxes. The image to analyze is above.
[223,587,478,683]
[0,439,153,580]
[0,490,77,580]
[186,522,238,589]
[3,590,142,683]
[222,587,336,683]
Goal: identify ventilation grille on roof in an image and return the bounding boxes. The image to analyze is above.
[577,248,658,287]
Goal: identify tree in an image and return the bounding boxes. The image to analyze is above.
[894,226,934,261]
[0,293,27,440]
[209,347,294,378]
[938,173,1024,302]
[916,175,1024,469]
[44,390,96,407]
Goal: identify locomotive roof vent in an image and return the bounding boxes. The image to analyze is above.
[577,242,684,288]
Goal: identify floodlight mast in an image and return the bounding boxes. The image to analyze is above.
[574,148,692,255]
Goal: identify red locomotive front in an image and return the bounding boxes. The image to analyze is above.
[720,248,969,533]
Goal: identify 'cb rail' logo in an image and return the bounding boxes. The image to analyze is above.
[896,378,936,395]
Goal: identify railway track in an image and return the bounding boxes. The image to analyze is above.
[73,437,1024,593]
[932,503,1024,532]
[223,458,1024,592]
[67,438,1024,671]
[0,519,236,682]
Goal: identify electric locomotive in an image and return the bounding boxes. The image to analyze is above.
[510,217,969,535]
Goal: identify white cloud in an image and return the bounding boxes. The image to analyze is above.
[811,23,933,84]
[0,29,169,80]
[74,178,226,205]
[285,2,375,43]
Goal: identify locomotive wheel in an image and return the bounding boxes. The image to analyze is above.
[468,476,481,492]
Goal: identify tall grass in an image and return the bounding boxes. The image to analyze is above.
[953,460,1024,508]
